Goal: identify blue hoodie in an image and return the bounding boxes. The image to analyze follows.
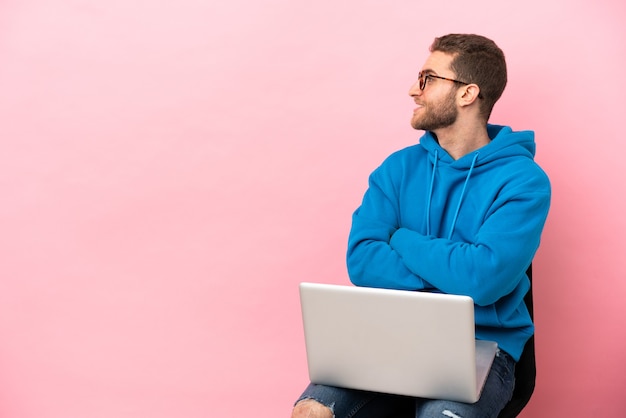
[347,124,551,361]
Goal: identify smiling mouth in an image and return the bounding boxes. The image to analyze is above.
[413,100,424,111]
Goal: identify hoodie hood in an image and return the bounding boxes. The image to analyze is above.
[420,124,536,169]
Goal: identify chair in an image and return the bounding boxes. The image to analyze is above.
[497,264,536,417]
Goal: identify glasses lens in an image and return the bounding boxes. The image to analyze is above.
[418,72,425,90]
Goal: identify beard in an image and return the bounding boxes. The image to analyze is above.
[411,90,458,131]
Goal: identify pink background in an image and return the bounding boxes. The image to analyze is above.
[0,0,624,416]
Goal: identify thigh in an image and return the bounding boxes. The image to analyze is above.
[415,350,516,418]
[296,383,414,418]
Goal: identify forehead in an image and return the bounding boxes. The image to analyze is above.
[421,51,456,75]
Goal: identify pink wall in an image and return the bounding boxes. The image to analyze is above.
[0,0,624,416]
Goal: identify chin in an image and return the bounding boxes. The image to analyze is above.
[410,118,421,130]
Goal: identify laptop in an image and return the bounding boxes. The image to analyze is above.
[299,282,498,403]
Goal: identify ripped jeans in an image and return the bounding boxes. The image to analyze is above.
[295,349,515,418]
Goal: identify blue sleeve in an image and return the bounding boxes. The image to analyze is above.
[389,175,551,306]
[346,164,433,291]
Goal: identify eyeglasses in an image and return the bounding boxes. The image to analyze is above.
[417,71,483,99]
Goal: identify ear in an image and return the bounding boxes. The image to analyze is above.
[458,84,481,107]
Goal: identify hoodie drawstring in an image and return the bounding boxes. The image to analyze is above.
[426,151,479,239]
[448,152,479,239]
[426,149,438,236]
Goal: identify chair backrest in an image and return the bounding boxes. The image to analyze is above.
[497,264,536,418]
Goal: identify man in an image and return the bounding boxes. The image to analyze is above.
[292,34,551,418]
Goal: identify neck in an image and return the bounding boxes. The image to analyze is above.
[432,121,490,160]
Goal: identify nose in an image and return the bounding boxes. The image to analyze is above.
[408,80,423,97]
